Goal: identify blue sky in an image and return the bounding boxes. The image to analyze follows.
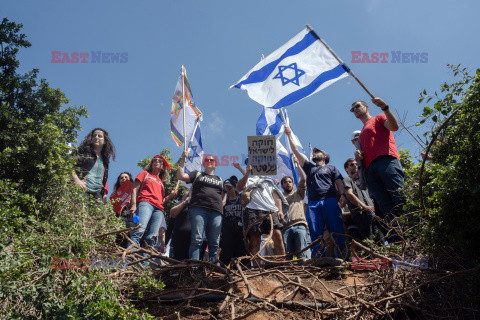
[2,0,479,191]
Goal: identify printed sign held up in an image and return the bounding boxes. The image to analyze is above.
[247,135,277,175]
[109,180,133,215]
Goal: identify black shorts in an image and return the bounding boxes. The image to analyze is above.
[243,208,283,236]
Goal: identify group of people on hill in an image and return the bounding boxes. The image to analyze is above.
[71,96,406,265]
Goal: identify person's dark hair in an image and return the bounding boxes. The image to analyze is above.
[344,158,356,169]
[352,100,368,108]
[146,160,168,180]
[281,175,293,185]
[78,128,116,162]
[113,172,133,192]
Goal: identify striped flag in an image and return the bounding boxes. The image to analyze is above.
[171,65,202,146]
[231,27,349,109]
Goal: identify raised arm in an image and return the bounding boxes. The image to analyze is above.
[177,150,191,182]
[372,97,399,132]
[233,162,246,175]
[284,126,307,167]
[236,165,252,192]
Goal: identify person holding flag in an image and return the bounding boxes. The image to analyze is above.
[177,152,224,263]
[284,126,347,258]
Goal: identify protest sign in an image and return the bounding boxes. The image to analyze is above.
[109,180,133,214]
[247,135,277,175]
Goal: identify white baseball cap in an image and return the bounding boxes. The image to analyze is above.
[351,130,361,141]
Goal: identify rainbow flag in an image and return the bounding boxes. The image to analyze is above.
[170,65,202,146]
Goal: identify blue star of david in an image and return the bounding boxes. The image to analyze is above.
[273,62,305,86]
[187,145,200,162]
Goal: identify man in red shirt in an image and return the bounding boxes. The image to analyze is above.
[351,97,405,228]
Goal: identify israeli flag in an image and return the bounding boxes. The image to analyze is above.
[256,108,306,187]
[231,27,349,109]
[185,121,203,174]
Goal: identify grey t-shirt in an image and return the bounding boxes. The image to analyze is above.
[343,176,374,214]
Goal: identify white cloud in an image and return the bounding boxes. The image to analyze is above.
[205,112,225,133]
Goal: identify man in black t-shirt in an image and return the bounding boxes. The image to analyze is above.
[177,152,224,263]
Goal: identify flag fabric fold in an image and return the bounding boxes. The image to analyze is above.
[231,27,349,109]
[256,107,306,186]
[184,121,203,174]
[171,65,202,146]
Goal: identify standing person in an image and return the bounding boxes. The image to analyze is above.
[177,152,224,263]
[220,176,247,265]
[350,98,405,224]
[129,155,177,256]
[343,158,375,241]
[72,128,116,202]
[284,126,347,258]
[236,163,286,266]
[280,158,311,260]
[169,193,208,261]
[111,172,134,247]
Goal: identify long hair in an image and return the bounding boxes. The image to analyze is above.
[146,162,168,181]
[113,172,133,192]
[78,128,116,162]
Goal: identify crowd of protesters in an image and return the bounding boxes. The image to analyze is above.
[72,96,405,266]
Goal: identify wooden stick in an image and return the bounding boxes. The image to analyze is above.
[306,24,374,99]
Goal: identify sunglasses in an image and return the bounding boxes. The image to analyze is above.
[350,104,362,112]
[349,163,357,167]
[152,159,163,163]
[205,158,215,163]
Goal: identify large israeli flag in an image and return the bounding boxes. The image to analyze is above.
[185,121,203,174]
[231,27,349,109]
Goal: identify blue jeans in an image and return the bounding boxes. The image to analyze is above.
[188,207,222,263]
[366,156,405,219]
[306,197,345,258]
[130,202,165,249]
[282,224,311,259]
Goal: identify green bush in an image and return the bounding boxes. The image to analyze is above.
[404,65,480,264]
[0,18,156,319]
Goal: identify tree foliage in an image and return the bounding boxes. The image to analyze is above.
[404,65,480,264]
[0,18,154,319]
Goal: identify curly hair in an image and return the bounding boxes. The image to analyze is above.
[146,162,168,181]
[113,171,133,192]
[78,128,116,162]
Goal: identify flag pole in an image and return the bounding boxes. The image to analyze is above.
[305,25,375,99]
[181,66,187,152]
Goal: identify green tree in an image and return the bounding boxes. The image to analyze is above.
[407,65,480,264]
[0,18,87,221]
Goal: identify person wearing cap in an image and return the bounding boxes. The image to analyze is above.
[350,97,405,224]
[219,175,247,265]
[129,155,178,254]
[284,126,347,258]
[280,157,311,260]
[350,130,368,190]
[177,152,224,263]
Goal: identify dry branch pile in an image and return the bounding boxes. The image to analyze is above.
[96,224,480,320]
